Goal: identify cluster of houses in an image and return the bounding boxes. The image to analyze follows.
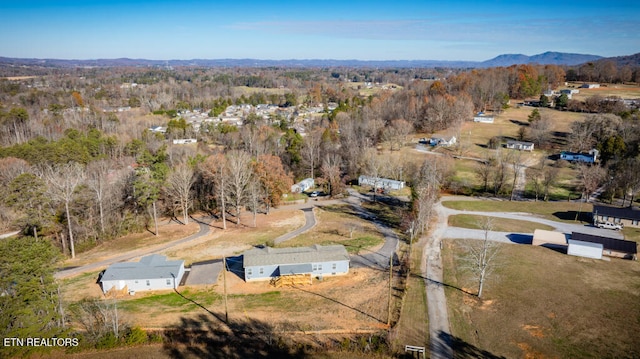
[99,244,350,294]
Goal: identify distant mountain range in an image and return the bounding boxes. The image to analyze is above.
[0,51,629,69]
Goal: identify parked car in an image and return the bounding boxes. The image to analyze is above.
[597,222,623,230]
[309,191,319,197]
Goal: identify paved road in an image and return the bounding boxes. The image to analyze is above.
[273,207,317,244]
[55,215,213,279]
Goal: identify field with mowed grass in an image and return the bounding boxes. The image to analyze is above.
[448,214,555,232]
[443,238,640,358]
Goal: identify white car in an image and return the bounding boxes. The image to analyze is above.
[597,222,623,230]
[309,191,319,197]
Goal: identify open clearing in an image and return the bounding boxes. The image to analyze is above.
[448,214,555,232]
[443,238,640,358]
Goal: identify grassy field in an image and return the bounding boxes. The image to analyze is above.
[448,214,555,232]
[276,205,385,252]
[391,245,428,350]
[568,83,640,101]
[443,238,640,358]
[442,199,594,224]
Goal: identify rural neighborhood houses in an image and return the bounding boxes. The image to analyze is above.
[100,254,186,294]
[593,205,640,228]
[242,244,350,282]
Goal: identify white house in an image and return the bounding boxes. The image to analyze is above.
[429,136,457,147]
[581,83,600,89]
[473,113,494,123]
[291,178,315,193]
[100,254,185,294]
[243,244,350,282]
[172,138,197,145]
[358,175,405,190]
[506,140,534,151]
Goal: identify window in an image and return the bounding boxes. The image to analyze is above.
[318,264,322,271]
[146,280,150,286]
[312,264,318,271]
[247,268,253,276]
[259,267,264,275]
[166,279,172,286]
[332,263,337,270]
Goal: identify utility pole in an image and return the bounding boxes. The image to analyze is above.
[223,257,229,324]
[388,254,393,326]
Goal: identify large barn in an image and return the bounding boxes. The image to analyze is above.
[242,244,350,282]
[100,254,185,294]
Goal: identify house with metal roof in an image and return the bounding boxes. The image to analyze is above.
[100,254,185,294]
[358,175,405,190]
[506,140,534,151]
[560,149,598,163]
[571,232,637,260]
[242,244,350,282]
[593,205,640,228]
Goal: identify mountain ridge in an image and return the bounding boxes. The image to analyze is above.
[0,51,627,69]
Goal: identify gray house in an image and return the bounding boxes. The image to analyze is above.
[358,175,405,190]
[100,254,185,294]
[242,244,350,282]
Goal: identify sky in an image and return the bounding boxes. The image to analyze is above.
[0,0,638,61]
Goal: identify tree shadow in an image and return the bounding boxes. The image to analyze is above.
[437,331,507,359]
[552,211,591,223]
[509,119,529,126]
[410,273,475,297]
[163,312,308,359]
[292,286,386,324]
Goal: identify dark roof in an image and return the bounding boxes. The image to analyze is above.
[571,232,637,254]
[593,205,640,221]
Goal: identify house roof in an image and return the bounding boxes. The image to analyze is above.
[571,232,637,254]
[100,254,184,282]
[243,245,349,267]
[593,205,640,221]
[507,140,534,146]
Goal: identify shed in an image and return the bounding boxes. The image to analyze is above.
[532,229,567,248]
[100,254,185,294]
[242,244,350,282]
[567,239,603,259]
[571,232,637,260]
[473,113,494,123]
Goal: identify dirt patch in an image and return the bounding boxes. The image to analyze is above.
[522,324,545,338]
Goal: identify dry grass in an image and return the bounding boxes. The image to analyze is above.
[568,83,640,101]
[444,238,640,358]
[448,214,555,232]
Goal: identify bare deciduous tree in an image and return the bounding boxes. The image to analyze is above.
[166,163,196,225]
[225,149,253,226]
[41,162,85,258]
[201,153,228,230]
[578,164,607,202]
[460,217,500,298]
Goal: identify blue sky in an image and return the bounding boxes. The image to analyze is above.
[0,0,638,61]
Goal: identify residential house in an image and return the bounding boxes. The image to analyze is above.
[593,205,640,228]
[506,140,534,151]
[571,232,637,260]
[429,136,457,147]
[100,254,185,294]
[473,113,494,123]
[290,178,315,193]
[560,149,598,163]
[358,175,405,190]
[580,83,600,89]
[172,138,197,145]
[242,244,350,281]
